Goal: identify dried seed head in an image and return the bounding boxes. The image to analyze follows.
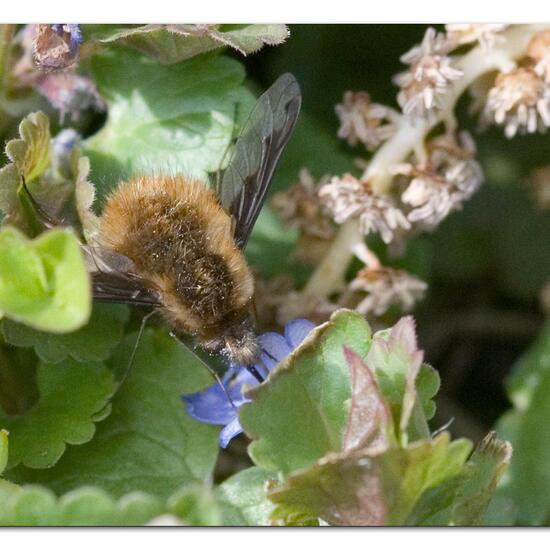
[33,24,82,71]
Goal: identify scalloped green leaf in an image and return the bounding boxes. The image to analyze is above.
[2,304,129,364]
[84,46,255,197]
[0,226,91,333]
[407,433,511,526]
[216,467,276,526]
[8,329,219,498]
[240,309,372,475]
[167,483,221,526]
[268,432,472,526]
[0,358,115,469]
[83,24,288,63]
[0,482,164,526]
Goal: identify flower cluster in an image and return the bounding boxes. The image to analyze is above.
[394,27,463,119]
[347,266,427,317]
[396,132,483,228]
[319,174,410,243]
[335,91,396,151]
[445,24,508,51]
[183,319,315,448]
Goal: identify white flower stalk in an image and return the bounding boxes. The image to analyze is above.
[319,174,410,243]
[397,132,483,227]
[395,27,463,119]
[485,67,550,138]
[349,266,428,316]
[445,24,508,52]
[335,91,396,151]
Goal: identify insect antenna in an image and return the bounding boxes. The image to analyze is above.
[169,332,237,410]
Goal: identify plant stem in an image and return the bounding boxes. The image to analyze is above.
[296,24,550,313]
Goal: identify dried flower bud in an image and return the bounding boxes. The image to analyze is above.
[271,168,334,239]
[319,174,410,244]
[33,24,83,71]
[445,24,508,51]
[335,91,395,151]
[347,266,427,317]
[396,132,483,228]
[395,27,463,119]
[37,72,105,122]
[485,67,550,138]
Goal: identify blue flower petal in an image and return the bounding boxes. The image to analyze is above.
[258,332,292,369]
[219,417,244,448]
[182,384,237,426]
[284,319,316,348]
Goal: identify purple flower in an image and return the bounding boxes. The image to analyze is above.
[183,319,316,448]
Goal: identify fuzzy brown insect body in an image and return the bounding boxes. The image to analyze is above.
[90,73,302,370]
[99,175,259,364]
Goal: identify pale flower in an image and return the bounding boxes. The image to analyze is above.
[348,266,427,317]
[397,132,483,227]
[335,91,395,151]
[445,24,508,51]
[395,27,463,119]
[485,67,550,138]
[319,174,410,244]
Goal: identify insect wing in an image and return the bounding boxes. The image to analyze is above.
[220,73,301,248]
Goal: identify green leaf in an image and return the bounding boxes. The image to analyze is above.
[2,304,129,364]
[0,226,91,333]
[505,318,550,411]
[0,429,8,474]
[0,482,164,526]
[268,432,472,526]
[0,358,115,469]
[168,483,221,526]
[496,353,550,524]
[8,329,219,498]
[84,46,255,198]
[366,317,429,443]
[83,24,288,64]
[216,466,276,526]
[407,432,511,526]
[416,363,440,421]
[240,309,372,474]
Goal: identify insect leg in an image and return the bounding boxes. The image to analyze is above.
[170,332,237,411]
[115,309,157,393]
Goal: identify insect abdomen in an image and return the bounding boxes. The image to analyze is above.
[99,175,254,334]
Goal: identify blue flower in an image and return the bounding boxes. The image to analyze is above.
[182,319,316,448]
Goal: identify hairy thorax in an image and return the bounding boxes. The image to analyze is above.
[98,175,256,351]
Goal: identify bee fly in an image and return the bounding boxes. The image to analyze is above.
[84,73,301,381]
